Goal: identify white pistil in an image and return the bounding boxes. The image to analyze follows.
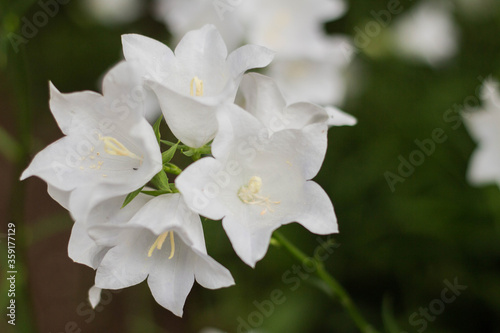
[238,176,280,215]
[190,76,204,97]
[147,231,175,259]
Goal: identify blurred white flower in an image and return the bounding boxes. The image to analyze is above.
[391,0,459,66]
[122,25,274,147]
[267,36,353,105]
[176,105,337,267]
[154,0,245,51]
[21,62,162,222]
[82,0,144,25]
[239,0,347,56]
[464,79,500,188]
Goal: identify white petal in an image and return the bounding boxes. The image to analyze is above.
[147,240,195,317]
[293,181,338,234]
[94,228,152,289]
[146,81,220,148]
[47,185,70,210]
[68,221,109,269]
[325,106,357,127]
[193,251,235,289]
[239,73,287,126]
[222,214,275,267]
[174,24,228,65]
[227,45,275,79]
[467,147,500,186]
[212,103,266,161]
[128,193,207,253]
[20,136,87,190]
[122,33,175,65]
[88,285,102,309]
[48,83,104,135]
[175,157,229,220]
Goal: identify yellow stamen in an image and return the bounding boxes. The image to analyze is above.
[190,76,204,97]
[99,135,142,161]
[168,232,175,259]
[147,231,176,259]
[238,176,280,214]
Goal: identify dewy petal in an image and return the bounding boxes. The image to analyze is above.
[325,106,357,127]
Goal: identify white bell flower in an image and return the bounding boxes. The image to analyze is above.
[153,0,245,51]
[20,61,162,222]
[121,24,274,147]
[87,193,234,316]
[176,105,338,267]
[464,79,500,188]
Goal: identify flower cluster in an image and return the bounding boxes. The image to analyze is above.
[21,25,356,316]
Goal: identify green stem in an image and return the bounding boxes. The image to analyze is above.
[273,231,380,333]
[160,140,189,149]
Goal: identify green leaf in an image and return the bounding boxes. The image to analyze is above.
[0,126,22,163]
[181,148,194,157]
[151,170,170,192]
[122,185,145,208]
[152,115,163,144]
[141,189,172,196]
[162,141,178,164]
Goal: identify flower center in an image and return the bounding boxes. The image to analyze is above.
[190,76,204,97]
[99,135,143,161]
[237,176,280,215]
[147,231,175,259]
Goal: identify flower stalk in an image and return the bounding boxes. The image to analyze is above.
[272,231,380,333]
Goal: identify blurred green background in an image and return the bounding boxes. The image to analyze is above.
[1,0,500,332]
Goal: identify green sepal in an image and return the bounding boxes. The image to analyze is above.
[122,185,145,208]
[150,169,170,192]
[152,115,163,144]
[163,163,182,175]
[162,141,178,164]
